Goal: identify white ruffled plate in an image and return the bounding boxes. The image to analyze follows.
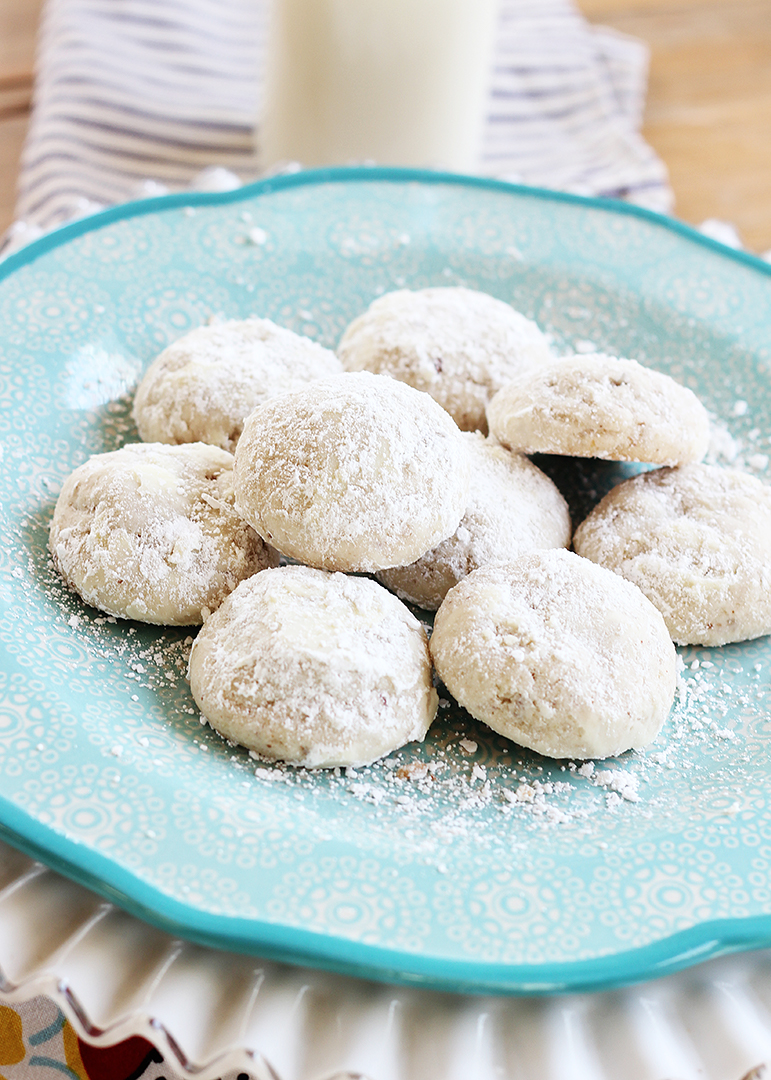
[0,839,770,1079]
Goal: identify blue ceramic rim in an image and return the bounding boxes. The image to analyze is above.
[1,792,770,997]
[3,165,771,996]
[3,164,771,282]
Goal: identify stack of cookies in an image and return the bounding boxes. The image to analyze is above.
[48,288,771,769]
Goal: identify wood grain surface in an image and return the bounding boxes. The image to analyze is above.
[0,0,770,253]
[577,0,771,253]
[0,0,43,235]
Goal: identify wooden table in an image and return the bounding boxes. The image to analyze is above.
[1,0,770,253]
[0,0,43,238]
[577,0,771,254]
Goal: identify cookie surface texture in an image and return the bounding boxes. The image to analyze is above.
[234,371,471,572]
[430,550,676,759]
[132,317,341,452]
[49,442,276,624]
[573,463,771,645]
[337,287,551,432]
[188,565,438,768]
[377,432,571,609]
[487,353,710,464]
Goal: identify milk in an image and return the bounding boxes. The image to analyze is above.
[258,0,499,173]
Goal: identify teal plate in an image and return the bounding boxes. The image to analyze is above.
[2,168,771,995]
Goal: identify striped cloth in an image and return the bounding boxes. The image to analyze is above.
[10,0,672,246]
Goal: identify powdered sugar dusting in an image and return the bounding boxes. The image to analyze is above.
[376,432,571,609]
[337,286,552,432]
[430,551,677,760]
[15,491,771,884]
[133,317,341,452]
[574,463,771,646]
[188,566,437,769]
[49,442,277,625]
[487,353,710,465]
[234,371,471,572]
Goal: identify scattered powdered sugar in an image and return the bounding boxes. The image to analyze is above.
[17,510,771,879]
[13,300,771,879]
[706,410,771,475]
[707,416,746,466]
[593,768,640,803]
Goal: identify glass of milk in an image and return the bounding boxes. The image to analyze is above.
[258,0,499,174]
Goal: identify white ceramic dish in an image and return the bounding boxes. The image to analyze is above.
[1,839,770,1080]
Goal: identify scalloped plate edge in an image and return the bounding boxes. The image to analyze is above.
[2,796,771,996]
[2,165,771,282]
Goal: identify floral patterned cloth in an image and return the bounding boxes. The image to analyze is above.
[0,997,256,1080]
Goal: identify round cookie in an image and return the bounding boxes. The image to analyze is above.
[337,287,552,432]
[49,442,277,624]
[487,353,710,464]
[573,463,771,646]
[430,550,676,760]
[376,432,571,609]
[234,371,471,572]
[188,565,438,768]
[132,317,341,452]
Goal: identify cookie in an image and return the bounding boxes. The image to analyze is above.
[49,442,276,624]
[430,550,676,759]
[234,371,471,572]
[337,287,551,432]
[573,463,771,645]
[132,317,341,452]
[376,432,571,609]
[487,353,710,464]
[188,565,438,768]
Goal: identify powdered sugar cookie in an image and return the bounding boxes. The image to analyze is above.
[234,371,471,572]
[49,442,276,624]
[337,287,552,432]
[487,353,710,464]
[376,432,571,609]
[188,565,438,768]
[430,550,676,759]
[132,317,341,452]
[573,463,771,645]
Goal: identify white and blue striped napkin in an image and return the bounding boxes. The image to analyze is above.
[8,0,672,249]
